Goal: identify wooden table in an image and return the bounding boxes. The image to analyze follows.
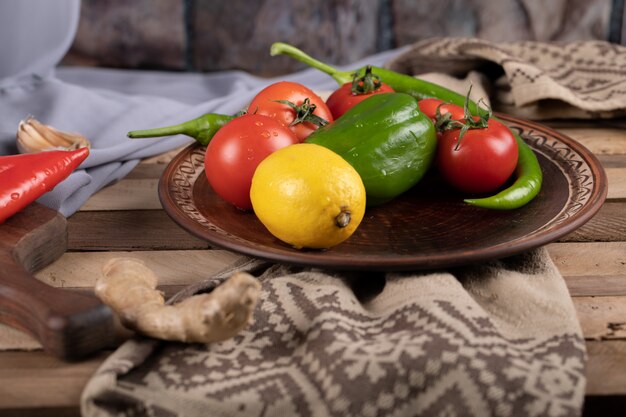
[0,122,624,416]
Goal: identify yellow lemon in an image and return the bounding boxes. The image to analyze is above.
[250,143,366,249]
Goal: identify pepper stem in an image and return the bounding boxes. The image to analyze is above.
[335,208,351,228]
[270,42,353,85]
[128,122,193,138]
[127,113,234,146]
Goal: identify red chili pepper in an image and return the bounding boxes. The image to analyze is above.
[0,147,90,223]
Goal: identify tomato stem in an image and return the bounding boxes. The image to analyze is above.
[274,98,329,128]
[433,85,492,151]
[351,66,383,95]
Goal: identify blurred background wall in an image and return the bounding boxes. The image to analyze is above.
[60,0,623,76]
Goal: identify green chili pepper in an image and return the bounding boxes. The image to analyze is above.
[464,134,542,209]
[305,92,437,206]
[271,42,542,209]
[127,113,234,146]
[270,42,481,114]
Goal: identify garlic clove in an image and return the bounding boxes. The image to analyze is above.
[17,120,50,151]
[27,118,75,147]
[17,116,91,153]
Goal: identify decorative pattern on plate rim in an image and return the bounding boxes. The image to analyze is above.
[167,145,251,244]
[509,124,595,227]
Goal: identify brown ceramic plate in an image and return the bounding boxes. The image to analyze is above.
[159,115,607,271]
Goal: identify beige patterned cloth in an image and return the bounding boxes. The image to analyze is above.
[82,249,585,417]
[387,38,626,119]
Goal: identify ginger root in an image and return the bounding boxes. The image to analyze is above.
[95,258,261,343]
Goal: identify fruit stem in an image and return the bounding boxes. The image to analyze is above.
[335,209,351,228]
[274,98,329,127]
[351,66,383,95]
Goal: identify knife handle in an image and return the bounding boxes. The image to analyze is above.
[0,265,115,360]
[0,203,115,360]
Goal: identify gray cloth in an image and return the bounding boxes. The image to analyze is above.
[0,0,399,217]
[81,250,586,417]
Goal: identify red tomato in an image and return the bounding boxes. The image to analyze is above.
[204,114,298,210]
[437,119,519,194]
[248,81,333,141]
[418,98,464,122]
[326,82,394,119]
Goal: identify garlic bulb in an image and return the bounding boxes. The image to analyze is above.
[17,116,91,153]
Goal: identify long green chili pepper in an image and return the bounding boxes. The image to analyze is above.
[127,113,234,146]
[270,42,482,114]
[271,42,542,209]
[464,134,542,209]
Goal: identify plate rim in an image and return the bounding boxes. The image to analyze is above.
[158,114,608,271]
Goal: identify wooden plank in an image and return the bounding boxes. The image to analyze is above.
[558,202,626,242]
[140,146,188,164]
[80,179,161,211]
[79,149,182,211]
[0,351,108,410]
[67,210,211,251]
[547,242,626,278]
[549,242,626,297]
[573,296,626,340]
[40,241,626,291]
[0,324,41,351]
[27,244,626,298]
[553,127,626,155]
[598,154,626,169]
[606,168,626,200]
[586,341,626,395]
[34,250,242,288]
[565,275,626,297]
[124,162,168,180]
[0,407,79,417]
[545,120,626,130]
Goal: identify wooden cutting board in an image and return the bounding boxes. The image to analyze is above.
[0,203,115,360]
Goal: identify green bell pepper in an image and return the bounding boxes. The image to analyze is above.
[305,92,437,206]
